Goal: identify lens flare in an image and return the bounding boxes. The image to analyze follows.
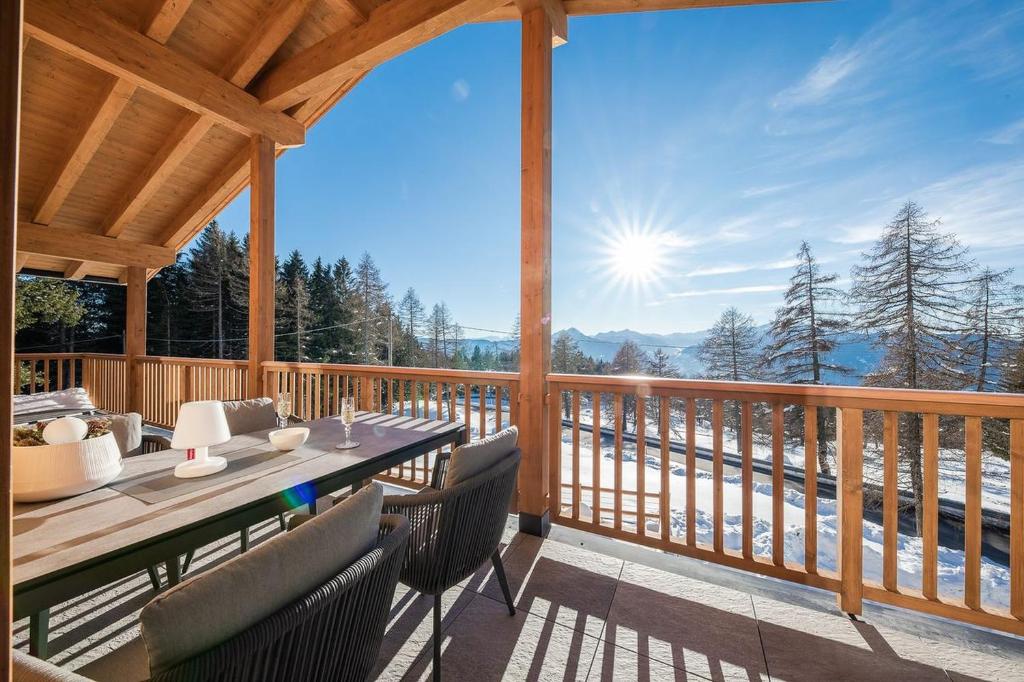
[598,223,672,290]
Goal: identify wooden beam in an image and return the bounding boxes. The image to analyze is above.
[34,0,194,282]
[253,0,505,111]
[248,136,275,399]
[0,1,22,676]
[515,0,567,45]
[141,0,194,42]
[15,253,28,272]
[517,4,553,535]
[159,74,367,250]
[103,0,316,239]
[32,77,135,225]
[24,0,305,146]
[63,260,89,280]
[477,0,823,20]
[125,266,147,413]
[17,223,176,269]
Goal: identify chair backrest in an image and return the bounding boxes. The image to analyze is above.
[221,397,276,435]
[151,515,410,682]
[384,449,520,595]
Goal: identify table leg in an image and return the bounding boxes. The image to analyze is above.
[29,609,49,659]
[239,527,250,553]
[165,557,181,587]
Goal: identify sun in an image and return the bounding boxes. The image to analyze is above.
[599,224,671,290]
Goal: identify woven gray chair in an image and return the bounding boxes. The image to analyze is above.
[382,447,521,681]
[150,515,409,682]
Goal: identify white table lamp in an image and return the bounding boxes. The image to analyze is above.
[171,400,231,478]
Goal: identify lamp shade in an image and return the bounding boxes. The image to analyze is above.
[171,400,232,450]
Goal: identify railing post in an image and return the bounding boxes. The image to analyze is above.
[359,376,373,412]
[836,407,864,616]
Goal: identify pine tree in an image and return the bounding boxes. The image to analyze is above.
[610,339,650,432]
[552,331,587,417]
[698,307,762,452]
[426,302,458,368]
[647,348,679,427]
[276,251,312,362]
[961,268,1018,392]
[189,222,248,358]
[764,241,849,475]
[353,253,388,364]
[331,257,358,363]
[398,287,425,364]
[147,255,188,357]
[306,258,343,362]
[850,200,973,533]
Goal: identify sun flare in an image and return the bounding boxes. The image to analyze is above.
[599,225,671,289]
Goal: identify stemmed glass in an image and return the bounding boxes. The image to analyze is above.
[336,396,359,449]
[275,392,292,430]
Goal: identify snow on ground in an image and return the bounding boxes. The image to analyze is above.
[388,397,1012,611]
[555,428,1013,612]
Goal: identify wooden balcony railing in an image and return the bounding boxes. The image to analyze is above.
[14,352,1024,635]
[547,373,1024,637]
[262,362,520,488]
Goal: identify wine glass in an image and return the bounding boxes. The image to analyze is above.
[336,397,359,449]
[276,392,292,430]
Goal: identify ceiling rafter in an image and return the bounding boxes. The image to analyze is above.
[476,0,822,21]
[24,0,305,146]
[30,0,189,226]
[514,0,567,45]
[252,0,507,111]
[159,74,367,251]
[102,0,318,240]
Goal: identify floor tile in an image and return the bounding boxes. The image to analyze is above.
[372,585,478,681]
[474,535,623,638]
[587,638,718,681]
[604,562,767,681]
[753,597,950,681]
[383,592,600,681]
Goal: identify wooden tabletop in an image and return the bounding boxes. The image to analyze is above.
[13,412,463,593]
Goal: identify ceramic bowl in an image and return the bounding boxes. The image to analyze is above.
[268,427,309,451]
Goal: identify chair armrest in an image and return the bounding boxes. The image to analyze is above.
[287,513,313,531]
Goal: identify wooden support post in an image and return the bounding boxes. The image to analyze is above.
[0,2,21,676]
[517,2,553,537]
[124,266,147,414]
[248,136,275,399]
[836,407,864,616]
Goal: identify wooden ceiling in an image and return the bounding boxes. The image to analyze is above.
[14,0,817,283]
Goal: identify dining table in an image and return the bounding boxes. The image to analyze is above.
[12,411,466,658]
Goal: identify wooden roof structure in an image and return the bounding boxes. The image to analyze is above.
[13,0,814,283]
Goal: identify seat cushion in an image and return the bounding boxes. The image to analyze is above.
[221,397,275,435]
[444,426,518,488]
[13,388,97,423]
[74,637,148,682]
[140,482,384,674]
[13,650,94,682]
[107,412,143,458]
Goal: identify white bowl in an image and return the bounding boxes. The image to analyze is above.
[13,432,123,503]
[268,427,309,451]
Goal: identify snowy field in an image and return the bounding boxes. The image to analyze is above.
[389,396,1013,611]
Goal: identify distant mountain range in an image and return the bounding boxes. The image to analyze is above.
[460,326,883,386]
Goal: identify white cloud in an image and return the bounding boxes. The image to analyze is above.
[773,38,869,109]
[984,118,1024,145]
[741,182,804,199]
[451,79,470,102]
[666,284,788,299]
[686,258,800,278]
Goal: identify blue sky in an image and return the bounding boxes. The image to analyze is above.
[214,0,1024,336]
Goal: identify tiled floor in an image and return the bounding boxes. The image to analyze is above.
[16,515,1024,681]
[373,521,1024,681]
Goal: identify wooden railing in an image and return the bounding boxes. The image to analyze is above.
[547,373,1024,636]
[263,362,520,488]
[134,356,250,428]
[16,351,1024,634]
